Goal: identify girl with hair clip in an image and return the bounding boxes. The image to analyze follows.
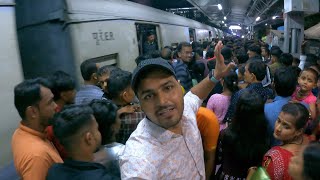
[206,71,239,130]
[263,103,310,180]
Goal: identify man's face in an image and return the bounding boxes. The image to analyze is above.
[247,50,256,58]
[98,73,109,92]
[37,86,57,127]
[89,117,102,152]
[261,48,267,57]
[178,46,193,63]
[147,35,155,42]
[137,71,184,130]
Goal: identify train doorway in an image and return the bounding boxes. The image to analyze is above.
[189,28,196,42]
[135,23,161,55]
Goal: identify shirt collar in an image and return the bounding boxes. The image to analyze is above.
[19,122,46,139]
[144,117,182,143]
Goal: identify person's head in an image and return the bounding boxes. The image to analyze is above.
[161,47,172,61]
[279,53,293,67]
[270,48,283,64]
[244,61,266,83]
[80,60,99,84]
[194,47,203,60]
[177,42,193,63]
[106,70,135,106]
[261,46,270,58]
[14,78,57,130]
[202,41,210,50]
[206,48,214,59]
[132,58,183,131]
[289,142,320,180]
[237,65,245,81]
[273,67,297,97]
[89,100,119,145]
[146,33,155,42]
[221,47,233,61]
[273,103,309,143]
[135,54,152,66]
[97,65,119,92]
[48,71,76,105]
[293,57,300,67]
[222,71,239,93]
[247,45,261,58]
[298,68,318,93]
[53,105,101,158]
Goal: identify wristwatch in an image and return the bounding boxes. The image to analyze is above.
[209,70,220,83]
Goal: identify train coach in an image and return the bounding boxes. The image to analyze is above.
[16,0,224,85]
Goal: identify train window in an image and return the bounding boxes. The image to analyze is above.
[135,23,160,55]
[86,54,118,67]
[189,28,196,42]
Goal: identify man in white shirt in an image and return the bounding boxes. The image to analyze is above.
[120,41,234,179]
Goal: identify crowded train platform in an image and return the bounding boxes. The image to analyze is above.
[0,0,320,179]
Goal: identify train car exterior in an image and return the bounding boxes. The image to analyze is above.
[16,0,222,84]
[0,0,23,168]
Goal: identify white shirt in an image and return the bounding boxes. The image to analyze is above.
[120,92,205,180]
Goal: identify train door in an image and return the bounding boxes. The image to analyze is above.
[189,28,196,42]
[135,23,161,55]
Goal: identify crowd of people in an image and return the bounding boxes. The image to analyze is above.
[9,37,320,180]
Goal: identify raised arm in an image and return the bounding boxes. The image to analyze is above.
[191,41,235,100]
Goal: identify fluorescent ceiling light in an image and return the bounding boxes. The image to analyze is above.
[224,16,227,20]
[229,25,242,30]
[222,21,224,23]
[265,23,268,26]
[218,4,222,10]
[241,35,244,38]
[256,16,260,21]
[272,16,277,20]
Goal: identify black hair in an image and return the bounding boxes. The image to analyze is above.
[177,42,192,52]
[279,53,293,67]
[172,50,179,59]
[221,47,233,60]
[53,105,95,151]
[223,71,239,93]
[248,44,262,55]
[207,60,215,70]
[161,47,172,60]
[224,89,269,164]
[261,46,270,55]
[14,78,51,119]
[281,103,309,130]
[135,54,152,66]
[97,65,119,77]
[238,65,245,75]
[106,70,132,99]
[191,61,205,82]
[194,47,203,58]
[202,41,210,49]
[147,50,161,59]
[48,71,76,101]
[302,68,319,82]
[89,99,118,145]
[303,142,320,180]
[80,59,98,81]
[247,60,267,81]
[206,48,214,58]
[270,48,283,59]
[293,57,300,65]
[274,67,297,97]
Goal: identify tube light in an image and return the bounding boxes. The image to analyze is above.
[218,4,222,10]
[272,16,277,20]
[229,25,242,30]
[224,16,227,20]
[256,16,260,21]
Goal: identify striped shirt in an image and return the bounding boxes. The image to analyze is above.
[75,85,103,105]
[172,60,193,92]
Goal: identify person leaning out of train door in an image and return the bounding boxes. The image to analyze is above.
[75,59,103,105]
[172,42,194,92]
[11,78,63,180]
[46,105,118,180]
[143,32,158,55]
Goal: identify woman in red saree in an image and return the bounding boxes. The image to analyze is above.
[263,103,310,180]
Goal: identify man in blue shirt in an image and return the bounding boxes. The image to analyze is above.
[264,67,297,146]
[172,42,193,92]
[75,60,103,105]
